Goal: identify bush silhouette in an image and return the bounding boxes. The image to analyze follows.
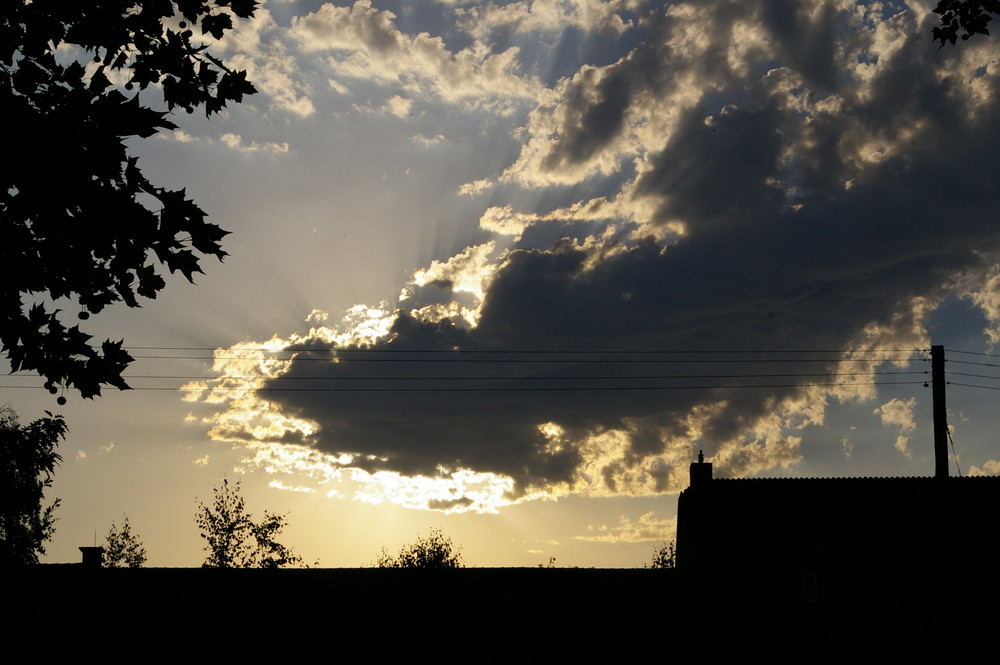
[645,540,676,569]
[377,528,463,568]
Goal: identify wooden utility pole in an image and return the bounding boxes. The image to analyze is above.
[931,345,948,478]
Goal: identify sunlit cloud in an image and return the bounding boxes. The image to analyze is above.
[350,467,519,514]
[219,132,290,154]
[242,441,346,484]
[385,94,413,118]
[454,0,636,40]
[963,265,1000,344]
[411,133,446,147]
[291,1,545,108]
[305,309,329,324]
[874,397,918,458]
[841,435,855,460]
[458,178,493,197]
[968,460,1000,476]
[577,511,677,543]
[219,6,316,116]
[327,77,350,94]
[409,242,498,301]
[268,479,317,493]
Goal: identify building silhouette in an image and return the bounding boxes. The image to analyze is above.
[677,453,1000,577]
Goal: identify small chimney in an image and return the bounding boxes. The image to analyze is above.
[79,546,104,569]
[689,449,713,488]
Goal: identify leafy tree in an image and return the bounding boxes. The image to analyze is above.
[1,0,257,399]
[644,540,676,569]
[195,478,302,568]
[0,404,66,565]
[376,528,464,569]
[103,514,147,568]
[933,0,1000,45]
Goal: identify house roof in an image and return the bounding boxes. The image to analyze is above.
[677,465,1000,568]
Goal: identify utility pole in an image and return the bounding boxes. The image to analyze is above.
[931,345,948,478]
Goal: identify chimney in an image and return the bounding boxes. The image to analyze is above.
[689,449,713,488]
[79,546,104,569]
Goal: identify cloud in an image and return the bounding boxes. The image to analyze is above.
[268,479,316,493]
[964,266,1000,343]
[968,460,1000,476]
[407,241,499,301]
[385,94,413,118]
[454,0,636,40]
[411,133,446,147]
[874,397,918,458]
[76,442,115,461]
[841,428,856,459]
[189,1,1000,512]
[458,178,494,197]
[350,468,516,513]
[290,1,545,109]
[392,244,501,329]
[477,199,625,240]
[220,7,316,116]
[328,78,350,94]
[576,511,677,543]
[305,309,329,324]
[219,132,290,154]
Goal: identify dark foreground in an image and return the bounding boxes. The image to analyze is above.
[6,565,995,657]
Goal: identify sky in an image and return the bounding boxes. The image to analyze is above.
[7,0,1000,568]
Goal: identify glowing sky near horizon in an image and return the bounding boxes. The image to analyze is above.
[7,0,1000,568]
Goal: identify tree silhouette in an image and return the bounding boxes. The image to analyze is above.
[645,540,676,569]
[376,528,463,568]
[1,1,257,398]
[104,514,147,568]
[0,404,66,565]
[933,0,1000,45]
[195,478,302,568]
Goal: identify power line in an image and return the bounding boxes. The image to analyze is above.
[107,344,926,364]
[125,354,927,363]
[124,345,924,354]
[945,370,1000,382]
[948,358,1000,369]
[3,370,928,382]
[0,345,932,395]
[0,380,927,393]
[945,348,1000,358]
[945,381,1000,391]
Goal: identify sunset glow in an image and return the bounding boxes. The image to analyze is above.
[8,1,1000,569]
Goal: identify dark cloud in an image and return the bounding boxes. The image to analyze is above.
[428,496,475,511]
[231,1,1000,502]
[542,64,634,170]
[633,104,787,232]
[759,0,843,90]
